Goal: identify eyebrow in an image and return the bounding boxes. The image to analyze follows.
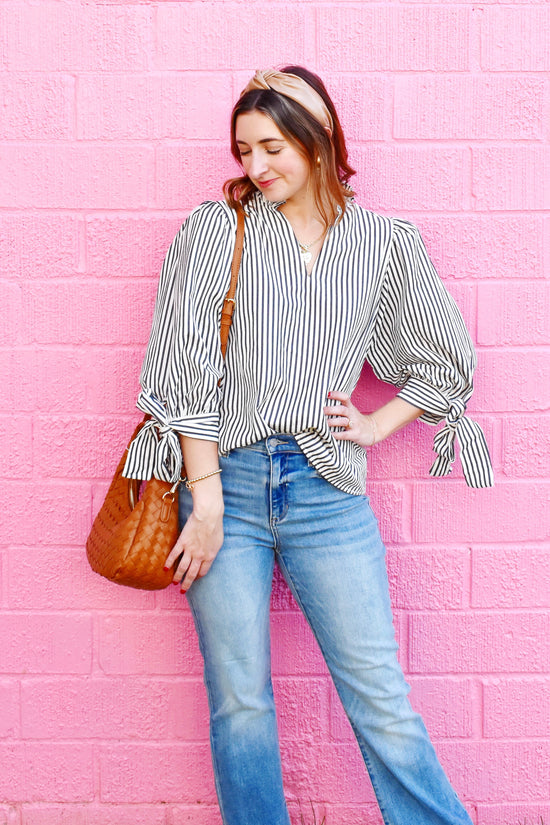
[236,137,285,146]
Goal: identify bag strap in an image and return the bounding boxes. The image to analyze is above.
[220,206,245,359]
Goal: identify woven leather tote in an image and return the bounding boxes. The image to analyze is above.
[86,207,245,590]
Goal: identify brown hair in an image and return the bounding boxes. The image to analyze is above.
[223,66,356,228]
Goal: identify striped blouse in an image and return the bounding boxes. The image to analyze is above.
[123,191,494,494]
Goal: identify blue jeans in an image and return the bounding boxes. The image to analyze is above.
[180,436,472,825]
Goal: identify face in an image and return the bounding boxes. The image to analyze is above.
[235,111,312,205]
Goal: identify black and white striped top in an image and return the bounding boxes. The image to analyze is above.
[123,191,494,494]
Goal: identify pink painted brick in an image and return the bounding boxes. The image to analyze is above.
[0,74,74,140]
[0,744,93,802]
[409,612,550,674]
[409,677,474,739]
[171,808,221,825]
[472,545,550,609]
[99,743,216,803]
[78,73,232,141]
[477,804,550,825]
[281,740,375,804]
[21,677,208,741]
[413,482,549,544]
[366,420,433,481]
[0,349,36,412]
[35,349,88,413]
[478,283,550,346]
[156,6,315,70]
[86,216,186,279]
[171,804,222,825]
[2,4,150,71]
[156,144,238,210]
[367,482,405,544]
[324,74,387,142]
[0,283,23,345]
[271,611,329,677]
[6,547,157,611]
[416,216,545,280]
[318,806,384,825]
[473,148,550,211]
[0,215,81,279]
[481,7,550,71]
[502,415,550,479]
[0,414,32,478]
[0,146,154,209]
[319,7,469,71]
[0,680,19,738]
[394,76,544,140]
[353,147,469,212]
[271,564,299,611]
[35,416,136,478]
[483,678,550,738]
[273,677,329,744]
[387,546,469,610]
[98,613,203,676]
[0,613,91,674]
[21,806,167,825]
[24,282,155,345]
[436,741,550,802]
[0,481,91,545]
[0,806,19,825]
[86,349,144,415]
[473,350,550,412]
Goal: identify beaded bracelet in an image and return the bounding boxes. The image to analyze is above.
[182,468,222,490]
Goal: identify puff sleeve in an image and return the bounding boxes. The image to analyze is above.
[366,219,494,488]
[122,201,235,483]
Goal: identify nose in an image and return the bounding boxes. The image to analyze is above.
[247,151,269,180]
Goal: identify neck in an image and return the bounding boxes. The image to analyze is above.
[278,194,326,232]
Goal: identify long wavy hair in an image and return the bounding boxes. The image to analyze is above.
[224,66,356,228]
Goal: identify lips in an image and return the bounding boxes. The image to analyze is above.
[257,178,278,188]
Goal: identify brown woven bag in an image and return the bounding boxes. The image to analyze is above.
[86,207,245,590]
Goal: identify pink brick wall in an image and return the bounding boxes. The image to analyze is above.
[0,1,548,823]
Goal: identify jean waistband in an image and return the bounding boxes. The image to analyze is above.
[242,434,303,455]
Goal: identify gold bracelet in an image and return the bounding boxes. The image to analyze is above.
[184,469,222,490]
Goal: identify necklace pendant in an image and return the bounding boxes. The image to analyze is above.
[300,250,312,265]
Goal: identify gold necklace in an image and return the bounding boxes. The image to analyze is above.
[297,230,326,265]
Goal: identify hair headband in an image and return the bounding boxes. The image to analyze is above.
[242,69,333,136]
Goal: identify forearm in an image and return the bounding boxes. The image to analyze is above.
[369,397,424,443]
[179,435,223,514]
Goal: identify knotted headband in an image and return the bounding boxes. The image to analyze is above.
[242,69,333,136]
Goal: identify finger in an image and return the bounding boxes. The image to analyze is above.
[332,429,354,442]
[327,415,351,429]
[323,403,348,416]
[328,391,350,404]
[164,529,187,570]
[180,558,202,592]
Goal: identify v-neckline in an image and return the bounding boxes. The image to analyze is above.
[275,208,330,277]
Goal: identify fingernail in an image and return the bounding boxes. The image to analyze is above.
[172,580,179,586]
[163,566,169,572]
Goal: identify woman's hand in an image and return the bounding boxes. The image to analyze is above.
[323,391,378,447]
[164,479,224,593]
[324,391,425,447]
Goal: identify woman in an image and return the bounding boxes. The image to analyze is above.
[124,66,493,825]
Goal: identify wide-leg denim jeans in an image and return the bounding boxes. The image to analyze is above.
[180,436,473,825]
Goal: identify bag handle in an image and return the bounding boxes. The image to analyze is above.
[220,206,245,359]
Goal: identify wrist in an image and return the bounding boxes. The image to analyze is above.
[363,413,380,446]
[189,473,224,512]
